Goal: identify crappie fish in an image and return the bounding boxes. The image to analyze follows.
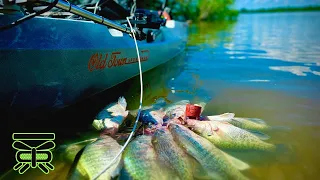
[207,114,271,132]
[152,128,193,180]
[68,136,123,180]
[124,135,175,180]
[187,119,276,152]
[92,97,129,131]
[169,123,250,180]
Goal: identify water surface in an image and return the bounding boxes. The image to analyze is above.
[182,12,320,180]
[2,12,320,180]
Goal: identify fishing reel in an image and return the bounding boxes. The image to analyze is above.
[134,9,166,29]
[126,9,166,42]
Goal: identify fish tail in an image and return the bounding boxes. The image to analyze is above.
[118,96,127,110]
[270,125,292,132]
[252,143,295,165]
[275,143,296,161]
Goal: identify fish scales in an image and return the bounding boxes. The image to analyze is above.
[153,128,193,180]
[169,123,249,180]
[230,118,270,131]
[191,120,275,151]
[124,135,175,180]
[69,136,122,180]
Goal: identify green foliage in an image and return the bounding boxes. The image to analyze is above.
[69,0,239,21]
[167,0,238,21]
[134,0,239,21]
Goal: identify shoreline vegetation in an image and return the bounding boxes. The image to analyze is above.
[240,6,320,13]
[139,0,239,22]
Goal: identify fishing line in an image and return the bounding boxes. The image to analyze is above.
[93,16,144,180]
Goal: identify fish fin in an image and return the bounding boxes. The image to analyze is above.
[105,97,126,115]
[175,100,190,105]
[67,147,86,179]
[206,113,235,121]
[275,144,295,155]
[247,130,270,140]
[117,96,127,110]
[221,151,250,171]
[271,126,292,132]
[234,117,267,125]
[274,144,297,164]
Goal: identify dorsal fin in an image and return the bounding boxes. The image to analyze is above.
[247,130,270,140]
[117,96,127,110]
[233,117,267,125]
[207,113,235,121]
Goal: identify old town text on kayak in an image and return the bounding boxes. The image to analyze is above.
[88,50,149,71]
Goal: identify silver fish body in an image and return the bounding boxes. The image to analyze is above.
[152,128,193,180]
[124,135,175,180]
[207,114,271,131]
[169,123,249,180]
[69,136,123,180]
[188,119,275,151]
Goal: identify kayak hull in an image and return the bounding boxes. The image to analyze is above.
[0,15,188,113]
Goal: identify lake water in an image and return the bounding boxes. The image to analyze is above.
[2,12,320,180]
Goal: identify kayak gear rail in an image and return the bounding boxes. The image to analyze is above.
[0,0,132,34]
[53,0,132,34]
